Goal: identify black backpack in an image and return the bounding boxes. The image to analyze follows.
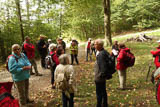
[104,51,116,80]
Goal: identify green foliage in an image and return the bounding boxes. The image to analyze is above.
[111,0,160,32]
[0,0,160,63]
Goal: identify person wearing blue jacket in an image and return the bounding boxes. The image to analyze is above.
[8,44,33,106]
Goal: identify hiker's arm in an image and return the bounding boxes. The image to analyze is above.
[54,66,58,82]
[97,53,108,77]
[68,66,75,85]
[151,50,160,55]
[24,43,34,51]
[22,54,31,66]
[117,50,124,62]
[52,55,60,65]
[8,57,23,74]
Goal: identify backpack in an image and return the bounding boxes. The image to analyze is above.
[55,71,68,91]
[6,55,18,72]
[123,51,135,67]
[21,43,27,55]
[0,82,20,107]
[99,51,116,80]
[45,53,56,69]
[105,53,116,80]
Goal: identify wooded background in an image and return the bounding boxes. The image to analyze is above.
[0,0,160,63]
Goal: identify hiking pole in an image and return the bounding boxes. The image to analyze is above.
[146,60,153,82]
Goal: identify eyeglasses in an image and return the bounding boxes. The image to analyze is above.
[14,48,20,51]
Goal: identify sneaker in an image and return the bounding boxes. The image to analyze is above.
[35,73,42,76]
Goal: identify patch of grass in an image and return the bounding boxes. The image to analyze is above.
[43,29,160,106]
[73,34,160,106]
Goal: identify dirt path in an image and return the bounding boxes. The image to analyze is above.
[0,46,86,106]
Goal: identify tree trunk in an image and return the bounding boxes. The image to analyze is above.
[0,31,6,62]
[25,0,30,25]
[60,11,62,37]
[15,0,24,42]
[103,0,112,46]
[82,25,88,40]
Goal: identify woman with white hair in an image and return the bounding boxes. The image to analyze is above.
[49,43,60,89]
[54,54,76,107]
[8,44,33,106]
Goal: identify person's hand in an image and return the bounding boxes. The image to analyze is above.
[23,66,31,70]
[43,45,46,48]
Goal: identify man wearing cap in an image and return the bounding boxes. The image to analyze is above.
[151,40,160,68]
[23,36,42,76]
[56,37,66,53]
[37,35,48,69]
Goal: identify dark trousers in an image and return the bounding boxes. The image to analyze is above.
[95,82,108,107]
[86,49,92,61]
[91,48,96,56]
[40,55,46,68]
[71,54,79,64]
[50,66,56,85]
[62,92,74,107]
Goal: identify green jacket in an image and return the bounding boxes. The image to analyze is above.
[70,45,78,55]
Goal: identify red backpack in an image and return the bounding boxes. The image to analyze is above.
[0,82,20,107]
[6,55,18,72]
[124,51,135,67]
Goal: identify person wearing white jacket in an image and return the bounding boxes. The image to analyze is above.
[54,54,76,107]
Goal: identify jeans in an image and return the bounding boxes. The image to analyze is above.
[86,49,92,61]
[62,92,74,107]
[50,65,56,85]
[40,55,46,68]
[95,82,108,107]
[71,54,79,64]
[91,48,96,56]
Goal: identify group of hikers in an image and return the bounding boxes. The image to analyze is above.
[6,35,80,107]
[4,34,160,107]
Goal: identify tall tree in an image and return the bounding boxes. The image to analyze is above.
[15,0,24,42]
[103,0,112,46]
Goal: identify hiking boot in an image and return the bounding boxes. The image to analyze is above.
[35,73,42,76]
[26,99,34,104]
[51,85,55,89]
[30,72,35,75]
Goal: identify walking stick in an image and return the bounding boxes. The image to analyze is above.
[146,60,153,82]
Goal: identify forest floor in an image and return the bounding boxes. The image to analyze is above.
[1,29,160,107]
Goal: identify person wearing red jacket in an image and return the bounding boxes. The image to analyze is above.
[49,43,60,89]
[116,43,129,90]
[85,38,92,61]
[23,36,42,76]
[150,40,160,68]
